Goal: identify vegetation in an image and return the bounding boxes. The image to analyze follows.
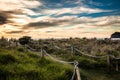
[0,36,120,80]
[19,36,32,45]
[0,48,73,80]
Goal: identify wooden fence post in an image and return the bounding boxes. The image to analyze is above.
[15,41,18,47]
[115,60,119,71]
[107,55,111,71]
[41,48,44,58]
[107,55,110,65]
[51,42,54,49]
[24,44,27,52]
[76,66,81,80]
[71,46,74,54]
[74,60,81,80]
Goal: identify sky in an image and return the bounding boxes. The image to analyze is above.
[0,0,120,39]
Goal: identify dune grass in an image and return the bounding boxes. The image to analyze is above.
[0,48,120,80]
[0,48,73,80]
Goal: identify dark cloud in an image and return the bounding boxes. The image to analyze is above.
[25,17,87,28]
[0,11,11,25]
[0,15,7,25]
[0,10,24,25]
[26,21,58,28]
[45,31,56,33]
[26,18,71,28]
[5,31,23,34]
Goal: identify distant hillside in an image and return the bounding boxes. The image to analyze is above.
[111,32,120,38]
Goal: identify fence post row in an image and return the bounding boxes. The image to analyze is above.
[24,44,120,80]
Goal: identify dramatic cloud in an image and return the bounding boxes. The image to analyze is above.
[0,0,120,38]
[0,0,42,11]
[41,7,111,16]
[0,14,7,25]
[0,10,25,25]
[5,31,23,34]
[0,0,42,26]
[25,16,120,29]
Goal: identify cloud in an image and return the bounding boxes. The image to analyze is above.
[0,10,28,26]
[0,14,7,25]
[0,11,15,25]
[64,0,84,4]
[0,0,42,26]
[25,16,77,28]
[0,0,42,11]
[0,0,120,38]
[40,6,111,16]
[26,21,58,28]
[5,31,23,34]
[21,0,42,8]
[45,31,56,33]
[0,0,113,27]
[91,16,120,26]
[26,15,120,29]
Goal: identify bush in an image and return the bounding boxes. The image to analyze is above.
[17,47,25,52]
[78,57,99,69]
[0,54,17,64]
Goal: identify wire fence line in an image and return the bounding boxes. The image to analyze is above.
[25,44,77,65]
[42,49,80,80]
[43,49,74,64]
[52,43,107,58]
[74,48,107,59]
[54,45,62,50]
[74,48,120,60]
[52,43,120,71]
[25,45,37,51]
[52,42,70,50]
[52,42,120,60]
[20,41,120,79]
[24,43,120,62]
[43,49,81,80]
[25,44,81,80]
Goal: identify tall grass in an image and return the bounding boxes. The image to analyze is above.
[0,48,73,80]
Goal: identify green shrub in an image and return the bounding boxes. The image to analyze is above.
[0,54,17,64]
[78,57,98,69]
[17,47,25,52]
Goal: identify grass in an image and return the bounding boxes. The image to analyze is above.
[51,51,120,80]
[0,48,120,80]
[81,69,120,80]
[0,48,73,80]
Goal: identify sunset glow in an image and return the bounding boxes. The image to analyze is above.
[0,0,120,39]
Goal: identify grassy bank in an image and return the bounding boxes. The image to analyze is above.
[0,48,72,80]
[0,48,120,80]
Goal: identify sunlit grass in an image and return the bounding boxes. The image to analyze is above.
[0,48,73,80]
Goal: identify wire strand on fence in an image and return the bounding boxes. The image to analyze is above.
[43,49,74,64]
[74,48,107,58]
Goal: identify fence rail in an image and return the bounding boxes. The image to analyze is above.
[25,44,81,80]
[23,42,120,80]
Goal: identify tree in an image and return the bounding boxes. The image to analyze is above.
[18,36,31,45]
